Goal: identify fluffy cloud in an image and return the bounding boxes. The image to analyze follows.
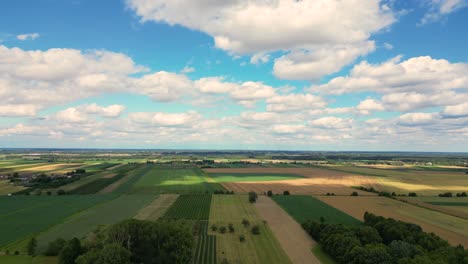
[420,0,468,25]
[81,104,126,118]
[16,33,40,41]
[441,102,468,118]
[128,0,396,80]
[310,116,352,129]
[134,71,193,102]
[356,98,385,115]
[128,111,200,127]
[266,94,326,112]
[397,112,438,126]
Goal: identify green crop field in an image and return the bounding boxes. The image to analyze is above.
[207,173,303,182]
[131,167,224,194]
[0,195,110,249]
[0,256,57,264]
[163,194,212,220]
[192,221,216,264]
[0,180,26,195]
[35,194,156,252]
[272,195,361,226]
[208,195,291,264]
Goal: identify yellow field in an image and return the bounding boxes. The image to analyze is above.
[208,195,291,264]
[18,163,83,173]
[134,194,179,220]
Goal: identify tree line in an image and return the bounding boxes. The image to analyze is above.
[302,212,467,264]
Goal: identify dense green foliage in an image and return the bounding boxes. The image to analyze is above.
[163,194,212,220]
[272,195,361,226]
[302,212,468,264]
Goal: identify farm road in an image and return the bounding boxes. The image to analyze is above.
[255,196,320,264]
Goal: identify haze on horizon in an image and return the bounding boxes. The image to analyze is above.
[0,0,467,151]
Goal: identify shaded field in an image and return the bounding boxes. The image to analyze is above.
[318,196,468,247]
[131,167,224,194]
[0,195,110,249]
[36,194,155,252]
[207,172,303,182]
[205,167,379,195]
[68,164,141,194]
[318,165,468,196]
[134,194,179,221]
[0,256,57,264]
[208,195,291,264]
[405,196,468,220]
[255,196,320,264]
[163,194,212,220]
[272,195,361,226]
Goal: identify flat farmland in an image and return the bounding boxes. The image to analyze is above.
[406,196,468,219]
[0,195,110,249]
[255,196,320,264]
[0,256,57,264]
[36,194,156,252]
[163,194,212,220]
[209,195,291,264]
[134,194,179,220]
[204,168,378,195]
[17,163,83,173]
[0,180,26,195]
[318,196,468,247]
[207,172,303,182]
[272,195,361,226]
[319,165,468,196]
[131,167,224,194]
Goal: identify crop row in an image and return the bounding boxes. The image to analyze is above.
[163,195,212,220]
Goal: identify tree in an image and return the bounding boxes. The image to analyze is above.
[248,192,258,203]
[251,225,260,235]
[283,191,290,195]
[57,189,66,195]
[59,238,82,264]
[228,223,235,233]
[219,226,227,233]
[267,190,273,197]
[45,238,66,256]
[242,219,250,227]
[26,237,37,256]
[351,191,359,196]
[76,243,131,264]
[408,192,417,197]
[211,224,217,232]
[239,235,245,242]
[354,226,382,245]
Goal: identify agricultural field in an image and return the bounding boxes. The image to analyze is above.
[205,167,379,195]
[0,180,26,195]
[0,195,110,249]
[208,194,291,264]
[207,172,303,182]
[35,194,156,252]
[318,196,468,247]
[272,195,362,226]
[163,194,212,220]
[318,164,468,196]
[134,194,179,220]
[131,167,224,194]
[0,256,57,264]
[406,196,468,219]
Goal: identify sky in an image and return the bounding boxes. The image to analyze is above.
[0,0,467,151]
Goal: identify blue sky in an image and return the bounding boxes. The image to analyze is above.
[0,0,467,151]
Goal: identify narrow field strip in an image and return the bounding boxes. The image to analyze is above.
[134,194,179,220]
[255,196,320,264]
[163,194,212,220]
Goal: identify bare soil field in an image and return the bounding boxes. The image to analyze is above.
[205,168,380,195]
[318,196,468,247]
[255,196,320,264]
[134,194,179,220]
[106,163,127,170]
[97,174,131,194]
[102,173,118,179]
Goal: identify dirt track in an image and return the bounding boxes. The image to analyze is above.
[255,196,321,264]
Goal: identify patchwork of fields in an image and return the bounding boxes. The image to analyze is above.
[1,159,467,264]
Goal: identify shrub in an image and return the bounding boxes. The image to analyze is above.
[251,225,260,235]
[242,219,250,227]
[219,226,227,234]
[228,223,235,233]
[46,238,66,256]
[239,235,245,242]
[267,190,273,197]
[211,224,217,232]
[26,237,37,256]
[283,191,290,195]
[248,192,258,203]
[408,192,417,197]
[351,191,359,196]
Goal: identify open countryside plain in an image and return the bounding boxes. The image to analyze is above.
[1,154,467,264]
